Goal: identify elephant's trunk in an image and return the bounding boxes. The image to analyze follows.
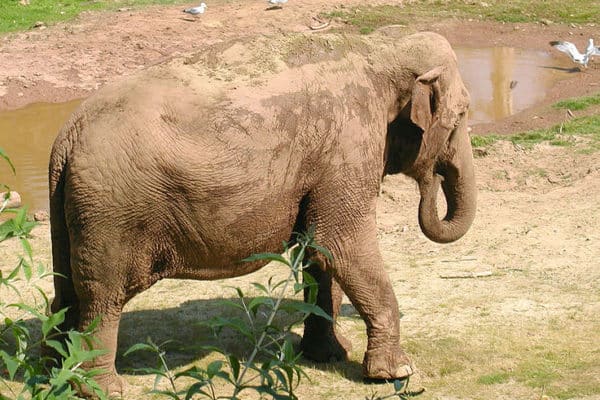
[417,121,476,244]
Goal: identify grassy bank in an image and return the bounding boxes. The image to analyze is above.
[0,0,190,33]
[324,0,599,34]
[472,93,600,152]
[2,0,599,34]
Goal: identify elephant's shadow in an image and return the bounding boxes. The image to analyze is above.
[118,297,363,380]
[0,298,363,382]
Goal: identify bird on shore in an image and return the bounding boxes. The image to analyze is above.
[267,0,288,9]
[183,2,207,16]
[549,38,600,68]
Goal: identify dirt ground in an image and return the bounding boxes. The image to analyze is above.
[1,0,600,134]
[1,1,599,399]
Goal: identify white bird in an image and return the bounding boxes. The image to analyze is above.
[267,0,288,8]
[183,2,207,16]
[549,38,599,68]
[586,38,600,56]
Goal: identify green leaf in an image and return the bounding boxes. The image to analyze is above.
[302,272,318,304]
[82,315,102,334]
[43,339,68,358]
[282,339,295,362]
[14,207,26,228]
[206,360,223,378]
[228,354,240,380]
[0,350,20,380]
[6,262,21,281]
[293,282,304,294]
[36,262,46,276]
[309,243,333,261]
[204,317,255,342]
[393,378,406,392]
[185,381,210,400]
[34,285,51,309]
[279,301,333,321]
[21,258,32,282]
[0,218,16,242]
[42,308,66,338]
[273,368,290,391]
[20,237,33,261]
[217,299,245,311]
[0,147,15,175]
[123,342,157,357]
[248,296,273,315]
[251,282,269,294]
[8,302,45,319]
[225,286,244,299]
[243,252,290,266]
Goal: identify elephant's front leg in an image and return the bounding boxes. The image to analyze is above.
[342,236,413,380]
[307,194,413,380]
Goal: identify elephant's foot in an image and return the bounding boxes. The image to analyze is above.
[362,346,414,380]
[78,371,127,399]
[300,331,352,362]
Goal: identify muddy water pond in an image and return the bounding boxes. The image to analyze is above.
[0,47,572,211]
[0,100,81,211]
[454,46,572,125]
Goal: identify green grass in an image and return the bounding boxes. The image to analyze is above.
[0,0,190,33]
[404,321,600,399]
[477,372,511,385]
[323,1,600,34]
[553,92,600,111]
[3,0,599,34]
[471,115,600,151]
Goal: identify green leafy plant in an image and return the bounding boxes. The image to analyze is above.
[0,151,107,400]
[125,228,333,399]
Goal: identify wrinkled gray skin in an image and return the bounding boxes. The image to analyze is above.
[48,31,475,396]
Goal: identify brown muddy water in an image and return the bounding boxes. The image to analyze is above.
[0,47,572,212]
[454,46,572,125]
[0,100,81,211]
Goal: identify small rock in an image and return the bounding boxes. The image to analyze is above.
[17,92,24,97]
[540,18,553,26]
[34,210,49,222]
[472,147,488,158]
[19,0,30,5]
[117,7,131,12]
[547,176,560,184]
[33,21,45,28]
[1,191,21,209]
[401,225,409,233]
[480,1,490,6]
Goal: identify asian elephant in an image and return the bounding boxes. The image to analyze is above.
[48,31,475,396]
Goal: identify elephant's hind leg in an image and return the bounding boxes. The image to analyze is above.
[300,263,352,362]
[69,239,133,398]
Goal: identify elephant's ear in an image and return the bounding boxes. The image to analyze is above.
[410,66,444,132]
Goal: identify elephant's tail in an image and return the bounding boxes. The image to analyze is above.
[48,112,82,323]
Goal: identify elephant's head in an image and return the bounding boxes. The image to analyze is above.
[385,65,476,243]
